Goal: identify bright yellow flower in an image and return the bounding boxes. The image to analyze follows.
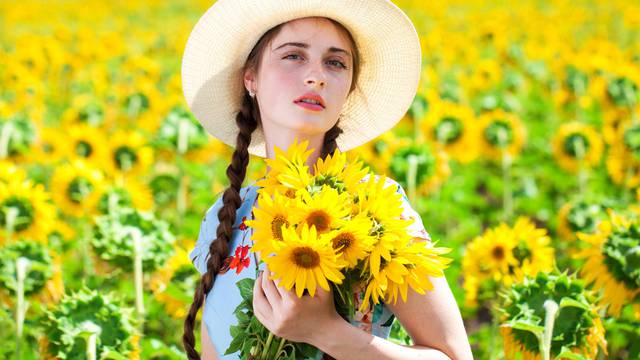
[256,139,313,198]
[477,109,527,161]
[265,224,346,298]
[150,244,198,319]
[62,124,109,166]
[552,122,603,172]
[575,210,640,317]
[0,178,56,243]
[245,191,295,255]
[106,130,154,178]
[312,148,369,194]
[51,159,105,217]
[293,186,350,234]
[326,214,375,268]
[421,99,479,164]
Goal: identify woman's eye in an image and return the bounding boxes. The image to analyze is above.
[284,54,302,60]
[327,60,347,69]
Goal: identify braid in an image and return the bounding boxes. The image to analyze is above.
[320,119,343,158]
[183,93,258,359]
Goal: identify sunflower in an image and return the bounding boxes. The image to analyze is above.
[106,130,154,178]
[311,148,369,195]
[465,223,519,285]
[60,93,107,127]
[256,138,313,198]
[606,123,640,188]
[499,272,607,360]
[386,137,451,196]
[604,63,640,109]
[150,243,199,319]
[245,190,296,255]
[61,124,109,166]
[551,122,603,172]
[421,99,479,164]
[362,240,451,312]
[462,218,555,308]
[510,217,555,280]
[25,126,65,165]
[293,186,350,234]
[264,223,346,298]
[557,200,605,240]
[0,177,56,243]
[575,210,640,317]
[96,178,154,213]
[0,160,26,183]
[326,213,376,268]
[477,109,527,161]
[51,159,105,217]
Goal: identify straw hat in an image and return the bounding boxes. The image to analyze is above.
[181,0,421,158]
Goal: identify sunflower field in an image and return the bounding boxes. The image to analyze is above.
[1,0,639,359]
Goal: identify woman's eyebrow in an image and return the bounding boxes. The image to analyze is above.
[274,42,352,58]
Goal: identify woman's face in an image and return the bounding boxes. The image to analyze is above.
[244,17,354,136]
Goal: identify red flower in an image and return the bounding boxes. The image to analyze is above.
[229,245,251,274]
[239,216,248,231]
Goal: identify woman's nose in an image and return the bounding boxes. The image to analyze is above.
[305,63,326,88]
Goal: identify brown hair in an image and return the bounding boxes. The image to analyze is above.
[183,18,361,359]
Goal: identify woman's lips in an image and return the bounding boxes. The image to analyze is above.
[294,101,324,112]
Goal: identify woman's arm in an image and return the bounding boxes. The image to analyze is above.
[310,275,472,360]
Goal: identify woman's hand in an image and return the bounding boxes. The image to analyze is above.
[252,266,342,344]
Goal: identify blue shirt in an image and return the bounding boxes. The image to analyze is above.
[189,176,431,359]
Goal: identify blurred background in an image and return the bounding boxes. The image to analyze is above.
[1,0,639,358]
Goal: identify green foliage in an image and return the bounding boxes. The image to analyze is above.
[602,221,640,290]
[0,240,53,296]
[91,206,175,272]
[41,287,138,359]
[499,271,601,357]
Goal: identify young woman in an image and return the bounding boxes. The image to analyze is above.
[181,1,473,359]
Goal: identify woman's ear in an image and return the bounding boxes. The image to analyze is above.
[243,68,257,95]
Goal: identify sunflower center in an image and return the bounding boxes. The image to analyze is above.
[78,103,104,126]
[332,233,355,253]
[0,197,35,232]
[124,92,150,117]
[624,126,640,157]
[284,188,296,199]
[114,146,139,171]
[563,133,590,158]
[435,116,463,144]
[491,245,506,260]
[484,120,514,148]
[513,241,532,262]
[270,215,289,240]
[567,202,600,233]
[75,140,93,157]
[602,223,640,290]
[67,177,94,204]
[607,76,638,107]
[565,65,589,93]
[373,140,389,156]
[291,247,320,268]
[306,211,331,232]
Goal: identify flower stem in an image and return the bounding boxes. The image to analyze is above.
[130,227,145,326]
[541,299,559,360]
[501,150,513,221]
[176,117,190,219]
[274,337,287,358]
[574,137,587,201]
[15,257,31,360]
[261,332,274,360]
[0,121,13,159]
[407,154,418,206]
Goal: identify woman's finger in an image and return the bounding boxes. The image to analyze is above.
[262,267,283,304]
[253,271,272,316]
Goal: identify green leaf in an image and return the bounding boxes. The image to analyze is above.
[555,347,588,360]
[558,297,590,311]
[237,278,255,300]
[224,333,245,355]
[509,321,544,337]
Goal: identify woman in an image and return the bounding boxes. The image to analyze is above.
[181,1,473,359]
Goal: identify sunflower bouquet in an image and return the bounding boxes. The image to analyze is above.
[226,139,451,359]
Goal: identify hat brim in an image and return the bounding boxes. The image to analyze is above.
[181,0,421,158]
